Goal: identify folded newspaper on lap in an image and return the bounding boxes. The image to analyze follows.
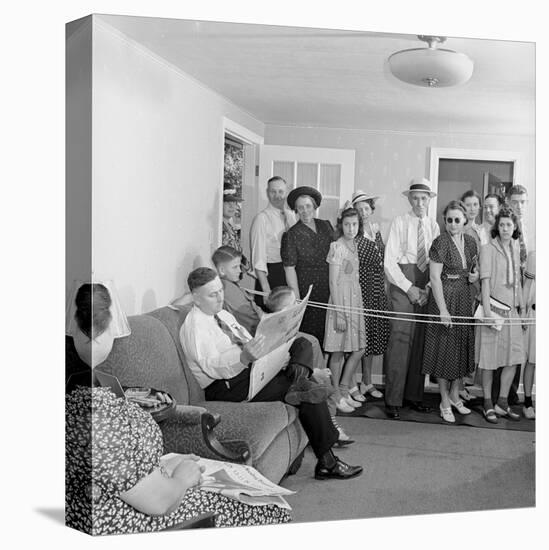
[161,454,295,509]
[474,296,511,331]
[246,285,313,400]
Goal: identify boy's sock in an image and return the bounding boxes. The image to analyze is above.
[524,395,533,408]
[483,398,493,411]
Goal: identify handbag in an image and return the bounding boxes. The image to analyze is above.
[474,296,511,332]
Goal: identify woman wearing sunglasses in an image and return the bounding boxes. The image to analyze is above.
[421,201,479,423]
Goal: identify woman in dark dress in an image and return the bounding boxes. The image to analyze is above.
[421,201,479,423]
[350,191,390,401]
[281,186,334,348]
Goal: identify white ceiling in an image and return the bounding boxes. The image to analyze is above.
[98,15,535,136]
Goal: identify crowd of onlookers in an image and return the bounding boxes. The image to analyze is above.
[222,176,534,426]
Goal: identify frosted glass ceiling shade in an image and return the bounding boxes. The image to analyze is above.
[389,36,474,88]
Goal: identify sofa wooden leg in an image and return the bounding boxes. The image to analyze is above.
[286,448,305,476]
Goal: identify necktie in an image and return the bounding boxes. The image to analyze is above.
[417,218,427,272]
[214,315,249,348]
[282,209,290,231]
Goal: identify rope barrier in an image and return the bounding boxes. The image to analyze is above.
[243,286,535,327]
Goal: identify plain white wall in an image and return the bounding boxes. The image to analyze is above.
[91,20,264,314]
[66,16,93,300]
[264,125,536,247]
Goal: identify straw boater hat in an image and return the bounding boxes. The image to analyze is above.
[402,177,437,198]
[351,190,381,206]
[286,186,323,211]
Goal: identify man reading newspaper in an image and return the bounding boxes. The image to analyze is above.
[180,267,363,481]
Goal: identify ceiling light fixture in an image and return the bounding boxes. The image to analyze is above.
[388,35,474,88]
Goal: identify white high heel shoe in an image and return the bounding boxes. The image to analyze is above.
[449,399,471,415]
[439,404,456,423]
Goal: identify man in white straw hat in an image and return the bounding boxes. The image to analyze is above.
[383,178,440,419]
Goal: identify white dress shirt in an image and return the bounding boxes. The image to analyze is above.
[250,203,297,273]
[384,211,440,293]
[180,306,252,389]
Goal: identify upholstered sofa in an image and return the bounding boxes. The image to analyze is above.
[99,305,308,483]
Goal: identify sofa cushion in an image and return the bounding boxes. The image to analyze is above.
[196,400,300,461]
[100,315,190,405]
[147,306,204,404]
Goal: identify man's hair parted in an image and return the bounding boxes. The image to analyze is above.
[187,267,218,292]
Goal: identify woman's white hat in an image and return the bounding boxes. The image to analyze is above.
[351,190,381,206]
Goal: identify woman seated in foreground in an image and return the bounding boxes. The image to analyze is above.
[65,281,291,535]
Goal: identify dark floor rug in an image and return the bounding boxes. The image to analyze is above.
[337,392,535,432]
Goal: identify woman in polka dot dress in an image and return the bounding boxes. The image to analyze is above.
[351,191,390,402]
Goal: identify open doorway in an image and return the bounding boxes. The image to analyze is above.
[223,135,245,249]
[428,147,521,227]
[221,117,264,263]
[436,159,514,228]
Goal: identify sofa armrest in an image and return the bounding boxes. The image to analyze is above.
[160,405,251,464]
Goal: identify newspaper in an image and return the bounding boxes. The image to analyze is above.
[161,454,295,509]
[254,285,312,356]
[246,285,313,400]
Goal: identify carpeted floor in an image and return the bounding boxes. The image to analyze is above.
[281,415,535,523]
[338,391,535,432]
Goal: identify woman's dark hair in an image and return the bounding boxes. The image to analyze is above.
[74,283,112,339]
[265,286,295,313]
[188,267,218,291]
[335,207,363,238]
[491,207,521,240]
[484,193,504,206]
[460,189,482,205]
[212,245,242,267]
[443,200,468,225]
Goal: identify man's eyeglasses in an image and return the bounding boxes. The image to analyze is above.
[445,217,463,224]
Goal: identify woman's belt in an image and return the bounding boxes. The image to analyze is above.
[442,273,467,280]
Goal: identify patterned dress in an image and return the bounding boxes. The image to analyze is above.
[65,387,291,535]
[356,228,390,355]
[222,219,241,251]
[281,219,334,347]
[323,238,367,352]
[422,232,478,380]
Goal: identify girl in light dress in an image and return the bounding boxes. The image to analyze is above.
[324,207,367,413]
[477,207,525,424]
